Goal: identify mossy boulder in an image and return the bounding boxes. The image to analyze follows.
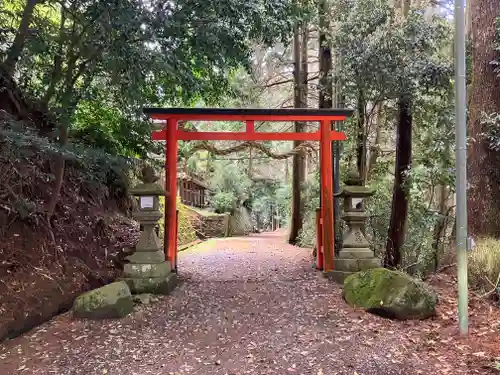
[343,268,438,320]
[73,281,134,319]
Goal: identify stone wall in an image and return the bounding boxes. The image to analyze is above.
[185,206,253,239]
[229,207,253,236]
[185,207,229,238]
[197,214,230,238]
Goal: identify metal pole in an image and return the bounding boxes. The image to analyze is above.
[454,0,468,336]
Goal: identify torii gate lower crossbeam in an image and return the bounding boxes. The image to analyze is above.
[144,107,353,274]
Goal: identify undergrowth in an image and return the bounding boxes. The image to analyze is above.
[158,195,197,247]
[0,120,136,224]
[468,238,500,299]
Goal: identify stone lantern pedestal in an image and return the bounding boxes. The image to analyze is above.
[119,165,177,295]
[328,170,380,283]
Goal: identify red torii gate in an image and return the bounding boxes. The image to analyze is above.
[144,107,353,274]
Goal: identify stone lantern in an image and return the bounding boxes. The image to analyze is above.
[120,165,177,294]
[329,169,380,283]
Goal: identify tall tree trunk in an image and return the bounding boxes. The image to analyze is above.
[248,146,253,178]
[288,25,306,244]
[318,11,332,109]
[401,0,411,17]
[467,0,500,237]
[384,94,412,268]
[3,0,39,77]
[301,27,309,109]
[300,25,309,176]
[384,0,414,268]
[367,103,384,180]
[356,90,367,183]
[42,8,66,108]
[465,1,472,39]
[46,55,79,219]
[332,30,345,255]
[430,182,449,271]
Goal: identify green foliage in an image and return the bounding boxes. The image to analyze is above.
[325,0,455,274]
[213,191,236,214]
[6,0,299,106]
[330,0,453,162]
[332,0,451,100]
[71,99,157,158]
[367,89,456,276]
[1,0,303,163]
[248,182,290,229]
[208,160,252,203]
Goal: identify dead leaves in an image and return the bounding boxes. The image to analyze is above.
[1,234,500,375]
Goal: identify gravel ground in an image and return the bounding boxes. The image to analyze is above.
[0,231,488,375]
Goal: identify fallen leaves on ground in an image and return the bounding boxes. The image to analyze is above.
[0,231,499,374]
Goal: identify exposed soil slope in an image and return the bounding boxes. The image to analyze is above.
[0,71,138,341]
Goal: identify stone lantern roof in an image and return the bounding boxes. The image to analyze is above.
[129,165,167,196]
[335,169,375,198]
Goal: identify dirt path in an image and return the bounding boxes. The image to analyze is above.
[0,231,494,374]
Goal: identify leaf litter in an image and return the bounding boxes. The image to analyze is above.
[0,230,499,374]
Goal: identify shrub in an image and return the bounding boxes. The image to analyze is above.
[468,238,500,297]
[212,191,236,214]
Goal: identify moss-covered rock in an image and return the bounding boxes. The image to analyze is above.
[72,281,134,319]
[343,268,438,320]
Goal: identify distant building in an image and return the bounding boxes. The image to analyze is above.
[149,121,209,208]
[177,168,209,208]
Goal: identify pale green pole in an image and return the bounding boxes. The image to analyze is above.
[454,0,469,336]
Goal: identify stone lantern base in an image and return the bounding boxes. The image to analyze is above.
[325,210,380,283]
[325,248,381,283]
[118,220,179,295]
[120,261,178,295]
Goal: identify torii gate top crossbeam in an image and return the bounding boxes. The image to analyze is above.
[144,107,353,120]
[145,107,354,142]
